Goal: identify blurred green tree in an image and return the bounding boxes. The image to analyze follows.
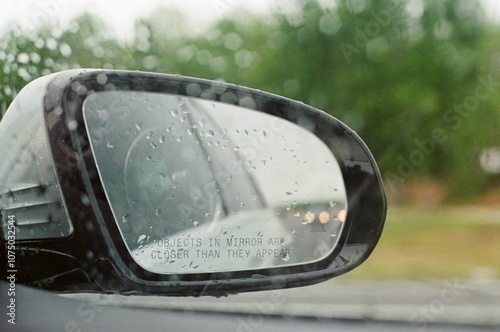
[1,0,499,199]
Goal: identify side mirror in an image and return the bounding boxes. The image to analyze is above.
[0,70,386,296]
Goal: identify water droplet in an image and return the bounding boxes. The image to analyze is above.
[159,172,167,179]
[146,131,153,139]
[81,194,90,206]
[137,234,147,245]
[155,208,161,216]
[96,73,108,85]
[159,135,166,143]
[17,52,30,63]
[294,212,300,217]
[135,122,143,130]
[282,252,290,262]
[177,136,183,142]
[67,120,78,130]
[171,108,178,117]
[122,213,131,223]
[150,142,157,149]
[193,221,199,227]
[187,128,194,135]
[206,130,215,137]
[106,141,115,148]
[97,109,109,121]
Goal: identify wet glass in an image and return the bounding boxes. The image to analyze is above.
[83,91,347,274]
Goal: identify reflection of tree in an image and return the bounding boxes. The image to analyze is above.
[1,0,499,198]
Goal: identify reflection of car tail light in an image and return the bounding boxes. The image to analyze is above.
[304,211,315,223]
[337,210,346,223]
[318,211,330,224]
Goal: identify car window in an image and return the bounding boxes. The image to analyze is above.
[0,0,499,331]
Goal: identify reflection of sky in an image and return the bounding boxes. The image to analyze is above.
[196,99,347,207]
[84,90,346,210]
[1,0,499,40]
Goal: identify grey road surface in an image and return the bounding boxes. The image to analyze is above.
[69,278,500,329]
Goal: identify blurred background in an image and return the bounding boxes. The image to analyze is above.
[0,0,498,282]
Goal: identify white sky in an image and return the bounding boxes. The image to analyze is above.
[0,0,274,40]
[0,0,499,41]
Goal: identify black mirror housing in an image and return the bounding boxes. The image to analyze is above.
[0,70,386,296]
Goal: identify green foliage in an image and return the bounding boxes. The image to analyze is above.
[348,206,500,279]
[1,0,499,199]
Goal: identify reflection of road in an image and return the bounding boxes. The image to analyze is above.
[75,279,500,328]
[132,209,289,273]
[132,205,346,274]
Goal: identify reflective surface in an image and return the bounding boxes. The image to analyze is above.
[83,91,347,273]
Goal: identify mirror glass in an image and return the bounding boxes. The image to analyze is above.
[83,91,347,274]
